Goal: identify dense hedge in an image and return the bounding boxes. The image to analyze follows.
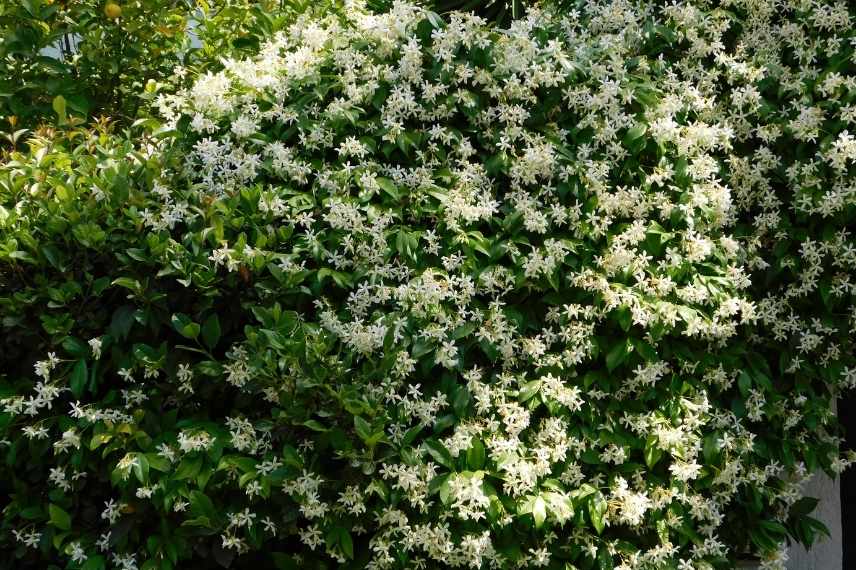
[1,1,855,570]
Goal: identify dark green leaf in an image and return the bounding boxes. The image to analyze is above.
[423,439,454,470]
[174,455,203,480]
[172,313,200,340]
[606,339,632,372]
[70,359,88,398]
[201,314,221,350]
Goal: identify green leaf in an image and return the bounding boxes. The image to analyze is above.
[52,95,67,125]
[201,314,221,350]
[597,546,613,570]
[623,123,647,146]
[644,435,663,468]
[146,453,172,472]
[738,370,752,397]
[62,337,88,358]
[588,491,607,534]
[467,438,486,470]
[518,380,541,403]
[354,416,372,442]
[41,244,64,270]
[759,519,788,540]
[401,425,423,447]
[303,420,328,432]
[48,503,71,531]
[411,338,433,358]
[572,484,597,501]
[615,306,632,332]
[452,386,470,417]
[19,506,42,520]
[174,455,203,480]
[81,555,106,570]
[190,491,218,523]
[110,305,137,341]
[789,496,819,518]
[326,526,354,559]
[702,432,720,464]
[339,529,354,560]
[606,338,632,372]
[8,250,36,263]
[133,453,150,484]
[171,313,200,340]
[112,277,141,293]
[70,359,88,398]
[376,177,399,200]
[632,338,657,362]
[423,439,454,470]
[533,496,547,528]
[89,432,112,450]
[451,322,477,340]
[546,269,560,292]
[271,553,298,570]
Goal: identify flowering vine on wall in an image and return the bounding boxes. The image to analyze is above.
[1,1,855,569]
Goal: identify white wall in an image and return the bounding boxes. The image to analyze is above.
[786,472,842,570]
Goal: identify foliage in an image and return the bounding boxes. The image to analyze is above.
[428,0,526,29]
[1,1,856,570]
[0,0,190,127]
[189,0,323,64]
[0,0,323,131]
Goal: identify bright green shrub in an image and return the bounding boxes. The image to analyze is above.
[0,0,190,127]
[1,1,855,570]
[0,0,318,131]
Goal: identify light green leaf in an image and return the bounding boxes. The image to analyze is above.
[354,416,372,442]
[303,419,328,432]
[112,277,141,293]
[589,491,607,534]
[49,503,71,531]
[467,438,486,470]
[533,496,547,528]
[644,435,663,468]
[518,380,541,403]
[53,95,67,125]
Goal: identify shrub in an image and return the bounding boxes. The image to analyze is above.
[0,0,190,127]
[0,0,317,131]
[1,1,855,570]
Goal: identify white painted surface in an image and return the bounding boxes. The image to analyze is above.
[785,471,842,570]
[784,399,843,570]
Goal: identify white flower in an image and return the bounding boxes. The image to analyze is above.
[88,337,103,359]
[70,541,88,563]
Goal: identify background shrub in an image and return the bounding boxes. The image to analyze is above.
[0,0,329,131]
